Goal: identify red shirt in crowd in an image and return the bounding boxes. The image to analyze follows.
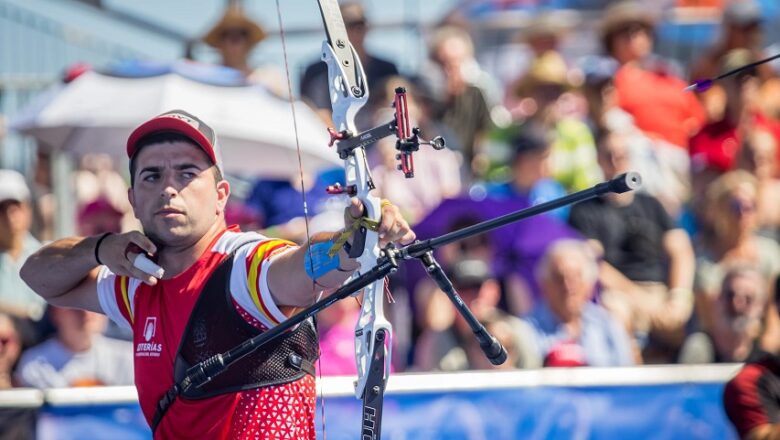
[689,112,780,172]
[615,62,706,148]
[96,226,316,439]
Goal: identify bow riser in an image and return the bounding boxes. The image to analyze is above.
[319,4,392,422]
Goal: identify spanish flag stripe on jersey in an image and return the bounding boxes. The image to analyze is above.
[114,275,133,325]
[247,240,294,326]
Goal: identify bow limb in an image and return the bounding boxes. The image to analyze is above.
[317,0,391,437]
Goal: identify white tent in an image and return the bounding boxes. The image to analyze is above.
[10,69,339,177]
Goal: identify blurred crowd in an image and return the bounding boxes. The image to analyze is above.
[1,0,780,393]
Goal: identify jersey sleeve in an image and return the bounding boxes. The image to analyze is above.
[96,266,138,332]
[230,238,298,328]
[723,364,774,438]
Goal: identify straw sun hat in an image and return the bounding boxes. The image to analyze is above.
[202,6,266,48]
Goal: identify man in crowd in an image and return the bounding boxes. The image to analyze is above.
[601,1,705,149]
[525,239,634,367]
[414,257,540,371]
[679,266,768,364]
[724,275,780,439]
[21,109,414,438]
[299,1,399,127]
[690,49,780,174]
[569,127,695,363]
[690,0,769,121]
[486,125,568,222]
[202,4,266,79]
[426,26,495,179]
[0,170,46,321]
[15,306,133,387]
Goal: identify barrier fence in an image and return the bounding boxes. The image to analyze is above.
[0,364,741,439]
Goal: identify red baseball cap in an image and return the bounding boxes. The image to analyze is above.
[127,110,224,173]
[543,340,588,367]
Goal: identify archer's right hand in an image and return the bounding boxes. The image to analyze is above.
[96,231,160,286]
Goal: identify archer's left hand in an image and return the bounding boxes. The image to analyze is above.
[347,198,416,248]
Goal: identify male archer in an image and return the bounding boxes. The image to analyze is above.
[21,110,414,439]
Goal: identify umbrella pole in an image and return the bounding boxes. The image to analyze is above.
[399,172,641,260]
[51,150,77,238]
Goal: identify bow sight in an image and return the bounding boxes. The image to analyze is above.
[326,87,445,191]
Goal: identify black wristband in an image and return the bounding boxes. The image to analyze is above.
[94,232,113,265]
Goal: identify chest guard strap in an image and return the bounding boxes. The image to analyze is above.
[152,252,319,432]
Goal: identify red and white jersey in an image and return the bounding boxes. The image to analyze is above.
[96,226,316,439]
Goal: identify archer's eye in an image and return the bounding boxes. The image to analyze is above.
[142,173,160,182]
[181,171,196,179]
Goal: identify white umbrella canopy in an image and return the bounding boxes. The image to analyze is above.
[10,65,339,177]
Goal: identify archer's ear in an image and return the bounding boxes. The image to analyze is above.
[216,179,230,215]
[128,187,135,210]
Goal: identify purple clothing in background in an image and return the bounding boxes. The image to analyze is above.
[408,196,580,306]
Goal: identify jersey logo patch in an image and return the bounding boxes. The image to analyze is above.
[137,316,163,357]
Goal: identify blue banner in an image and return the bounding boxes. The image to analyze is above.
[34,382,736,440]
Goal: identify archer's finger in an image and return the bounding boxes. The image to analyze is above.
[128,231,157,256]
[347,198,364,220]
[399,228,416,245]
[379,203,398,234]
[119,258,158,286]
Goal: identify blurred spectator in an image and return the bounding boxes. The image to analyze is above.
[737,127,780,238]
[74,154,135,233]
[414,258,540,371]
[0,313,35,439]
[696,170,780,295]
[485,124,568,222]
[299,1,399,127]
[505,51,601,192]
[520,11,572,62]
[494,10,576,94]
[316,298,359,376]
[723,279,780,439]
[203,4,265,77]
[0,313,21,389]
[690,0,771,121]
[369,77,463,224]
[0,170,46,321]
[224,199,263,233]
[569,128,695,363]
[695,170,780,353]
[76,198,124,236]
[245,168,345,242]
[202,4,288,97]
[15,306,133,388]
[426,26,495,179]
[689,49,780,174]
[602,1,705,149]
[680,265,767,363]
[525,240,634,367]
[580,55,689,215]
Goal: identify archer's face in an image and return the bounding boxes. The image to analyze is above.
[129,141,229,248]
